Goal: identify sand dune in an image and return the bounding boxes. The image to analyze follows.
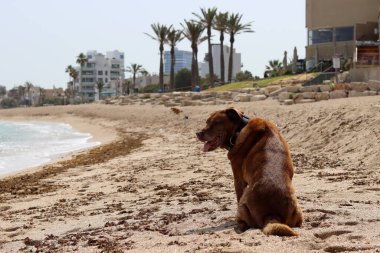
[0,96,379,252]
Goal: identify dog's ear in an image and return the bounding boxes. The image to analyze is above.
[225,108,242,122]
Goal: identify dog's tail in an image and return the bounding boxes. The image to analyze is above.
[262,218,299,237]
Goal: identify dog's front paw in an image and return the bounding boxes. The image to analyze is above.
[235,220,249,234]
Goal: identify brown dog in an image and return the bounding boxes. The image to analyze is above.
[196,108,303,236]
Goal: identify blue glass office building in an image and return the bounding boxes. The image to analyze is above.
[164,49,192,74]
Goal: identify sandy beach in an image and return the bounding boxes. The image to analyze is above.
[0,96,380,252]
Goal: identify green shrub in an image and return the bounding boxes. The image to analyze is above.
[175,68,192,91]
[140,84,160,93]
[0,97,18,108]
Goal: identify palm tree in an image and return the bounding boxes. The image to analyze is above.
[181,20,207,89]
[266,60,283,77]
[123,80,131,95]
[0,85,6,97]
[96,80,104,100]
[227,13,254,83]
[38,87,46,106]
[193,7,218,86]
[126,63,144,94]
[166,28,184,91]
[66,65,78,100]
[140,69,149,76]
[65,65,74,90]
[17,85,25,105]
[76,53,88,101]
[64,88,71,104]
[145,23,172,92]
[0,85,7,97]
[213,11,229,84]
[70,69,79,98]
[24,81,33,106]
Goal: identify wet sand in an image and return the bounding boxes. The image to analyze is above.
[0,97,379,252]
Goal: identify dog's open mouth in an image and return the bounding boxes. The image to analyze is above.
[203,137,220,152]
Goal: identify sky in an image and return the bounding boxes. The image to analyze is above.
[0,0,306,90]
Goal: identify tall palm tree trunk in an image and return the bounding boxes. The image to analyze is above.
[195,48,199,87]
[159,44,164,92]
[79,67,82,102]
[207,27,214,85]
[133,73,136,94]
[228,35,235,83]
[191,52,196,89]
[170,46,175,91]
[220,32,225,84]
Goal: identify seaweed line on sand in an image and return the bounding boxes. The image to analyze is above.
[0,130,145,200]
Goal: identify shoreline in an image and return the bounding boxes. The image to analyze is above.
[0,116,116,180]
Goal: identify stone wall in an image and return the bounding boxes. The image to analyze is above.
[277,80,380,105]
[101,88,270,107]
[98,80,380,107]
[350,67,380,82]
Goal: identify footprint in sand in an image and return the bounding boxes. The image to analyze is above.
[324,245,374,253]
[314,230,352,240]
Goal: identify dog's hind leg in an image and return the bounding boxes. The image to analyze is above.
[235,188,256,233]
[287,205,303,227]
[235,204,251,233]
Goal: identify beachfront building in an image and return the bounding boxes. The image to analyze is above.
[199,44,241,82]
[306,0,380,80]
[73,50,125,101]
[126,74,169,91]
[163,48,192,74]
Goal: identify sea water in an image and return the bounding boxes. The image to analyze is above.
[0,121,100,176]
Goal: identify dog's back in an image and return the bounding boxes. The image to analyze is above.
[229,118,303,235]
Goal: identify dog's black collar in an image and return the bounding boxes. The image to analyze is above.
[226,115,250,151]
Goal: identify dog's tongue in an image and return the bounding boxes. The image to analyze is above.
[203,142,212,152]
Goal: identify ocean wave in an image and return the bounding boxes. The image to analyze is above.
[0,121,100,176]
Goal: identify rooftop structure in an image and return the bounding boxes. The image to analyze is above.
[306,0,379,72]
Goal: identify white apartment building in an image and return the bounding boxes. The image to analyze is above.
[74,50,125,101]
[200,44,241,82]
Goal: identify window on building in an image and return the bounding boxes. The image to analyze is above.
[308,28,333,45]
[81,78,94,83]
[105,71,108,75]
[105,78,108,83]
[82,71,94,75]
[335,27,354,42]
[98,70,103,75]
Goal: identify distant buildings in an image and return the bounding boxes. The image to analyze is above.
[164,48,192,74]
[129,75,169,91]
[1,85,65,108]
[306,0,380,81]
[163,45,242,83]
[73,50,125,101]
[199,44,241,82]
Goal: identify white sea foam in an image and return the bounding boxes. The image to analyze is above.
[0,121,100,176]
